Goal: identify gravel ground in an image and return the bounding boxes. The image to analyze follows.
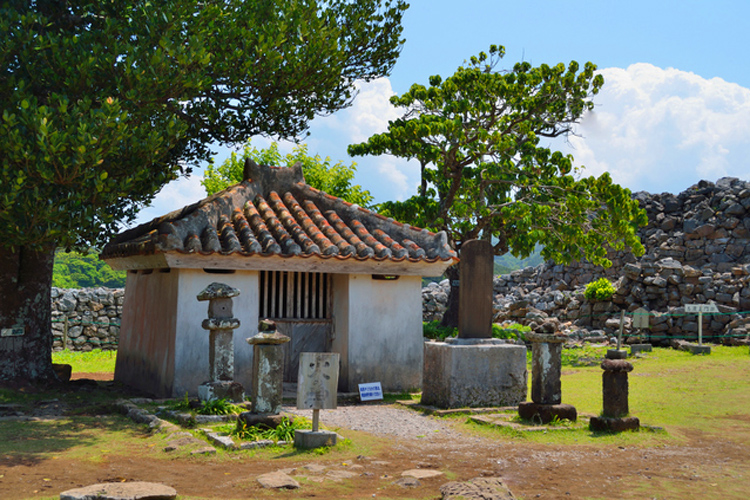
[284,403,465,441]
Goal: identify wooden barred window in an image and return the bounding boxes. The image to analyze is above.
[259,271,331,320]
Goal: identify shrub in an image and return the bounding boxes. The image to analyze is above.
[423,321,457,340]
[584,278,616,301]
[232,416,306,442]
[196,398,243,416]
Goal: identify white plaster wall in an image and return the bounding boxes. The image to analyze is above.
[173,269,259,397]
[337,274,423,392]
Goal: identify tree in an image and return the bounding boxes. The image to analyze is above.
[202,140,374,208]
[53,251,127,289]
[348,45,646,326]
[0,0,407,384]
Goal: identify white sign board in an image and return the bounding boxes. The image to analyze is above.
[297,352,340,410]
[358,382,383,402]
[1,326,24,337]
[685,303,719,314]
[632,308,650,329]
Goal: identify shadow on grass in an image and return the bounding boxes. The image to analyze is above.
[0,415,142,466]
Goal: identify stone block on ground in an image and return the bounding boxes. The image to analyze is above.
[59,481,177,500]
[517,402,577,424]
[589,416,640,432]
[422,341,527,409]
[440,477,517,500]
[401,469,445,479]
[238,412,293,429]
[630,343,653,355]
[257,471,300,489]
[294,429,337,449]
[686,343,712,355]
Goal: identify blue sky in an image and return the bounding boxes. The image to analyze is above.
[135,0,750,225]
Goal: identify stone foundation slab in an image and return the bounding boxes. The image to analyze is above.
[421,342,527,409]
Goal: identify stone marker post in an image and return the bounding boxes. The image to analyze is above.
[294,352,340,449]
[630,307,653,355]
[247,319,290,415]
[197,282,244,402]
[422,239,527,409]
[518,332,577,423]
[458,239,493,339]
[589,351,640,432]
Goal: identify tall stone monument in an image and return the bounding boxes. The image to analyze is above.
[422,240,527,408]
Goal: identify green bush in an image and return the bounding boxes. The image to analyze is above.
[423,321,529,341]
[584,278,616,301]
[231,416,306,442]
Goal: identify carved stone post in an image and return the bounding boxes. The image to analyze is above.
[518,332,577,423]
[197,282,244,402]
[589,351,640,432]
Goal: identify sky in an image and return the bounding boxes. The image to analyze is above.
[133,0,750,226]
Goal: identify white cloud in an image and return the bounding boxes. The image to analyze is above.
[130,172,207,227]
[561,63,750,194]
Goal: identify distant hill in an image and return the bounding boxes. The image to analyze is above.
[423,246,544,285]
[494,246,544,275]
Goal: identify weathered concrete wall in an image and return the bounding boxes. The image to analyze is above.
[335,274,423,392]
[50,287,124,351]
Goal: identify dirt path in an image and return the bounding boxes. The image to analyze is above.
[2,401,749,499]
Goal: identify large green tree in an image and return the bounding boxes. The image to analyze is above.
[0,0,407,383]
[349,45,646,326]
[202,140,374,208]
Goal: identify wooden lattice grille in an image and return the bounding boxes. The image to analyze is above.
[259,271,331,320]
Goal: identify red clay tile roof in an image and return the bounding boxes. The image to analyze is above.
[102,161,457,269]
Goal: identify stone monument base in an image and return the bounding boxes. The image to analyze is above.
[518,402,577,424]
[198,381,244,403]
[629,344,652,355]
[606,349,628,359]
[294,429,337,449]
[589,416,640,432]
[686,343,711,355]
[422,340,527,409]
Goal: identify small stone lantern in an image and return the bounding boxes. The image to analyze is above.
[589,352,640,432]
[197,282,244,402]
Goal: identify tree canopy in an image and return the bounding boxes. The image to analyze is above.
[0,0,407,383]
[349,45,646,267]
[1,0,406,251]
[202,140,374,208]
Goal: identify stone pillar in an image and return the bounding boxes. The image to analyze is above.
[518,333,576,423]
[458,239,493,339]
[589,352,640,432]
[246,320,290,415]
[197,283,244,402]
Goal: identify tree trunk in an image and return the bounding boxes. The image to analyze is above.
[0,245,57,384]
[440,265,460,329]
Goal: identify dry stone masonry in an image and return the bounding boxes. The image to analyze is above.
[50,287,123,351]
[422,177,750,345]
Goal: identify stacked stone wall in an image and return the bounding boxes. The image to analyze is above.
[50,287,124,351]
[422,177,750,346]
